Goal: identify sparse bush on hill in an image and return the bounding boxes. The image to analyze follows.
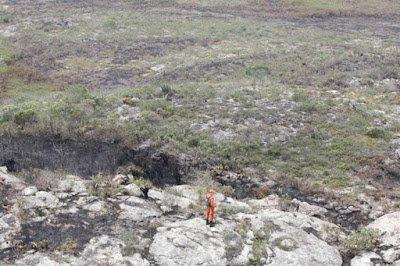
[342,228,380,256]
[14,109,37,128]
[365,127,388,139]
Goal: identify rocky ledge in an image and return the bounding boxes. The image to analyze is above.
[1,166,400,265]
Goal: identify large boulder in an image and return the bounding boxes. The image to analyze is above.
[15,235,150,266]
[122,183,142,197]
[350,252,381,266]
[21,186,38,196]
[149,218,229,266]
[149,189,195,212]
[248,194,280,210]
[119,196,161,221]
[57,176,87,194]
[0,167,25,190]
[23,191,59,209]
[15,253,68,266]
[77,235,150,266]
[291,198,328,218]
[236,209,343,266]
[0,214,21,250]
[366,212,400,247]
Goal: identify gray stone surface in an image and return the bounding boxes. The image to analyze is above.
[381,248,399,263]
[0,167,25,190]
[57,176,87,194]
[23,191,59,209]
[237,209,343,266]
[150,218,228,266]
[16,253,68,266]
[119,196,161,221]
[350,252,381,266]
[248,194,280,209]
[22,186,38,196]
[367,212,400,247]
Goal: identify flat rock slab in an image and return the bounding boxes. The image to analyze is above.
[367,212,400,247]
[150,218,228,266]
[119,196,161,221]
[237,209,343,266]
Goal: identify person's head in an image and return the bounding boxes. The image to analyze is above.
[209,189,215,194]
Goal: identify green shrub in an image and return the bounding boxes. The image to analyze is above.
[161,85,172,95]
[267,143,282,157]
[0,14,13,23]
[104,18,116,27]
[342,228,380,255]
[365,127,387,139]
[245,65,270,77]
[292,92,309,102]
[14,109,37,127]
[121,230,139,256]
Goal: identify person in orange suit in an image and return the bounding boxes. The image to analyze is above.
[205,189,215,227]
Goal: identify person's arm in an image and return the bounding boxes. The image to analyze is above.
[210,196,215,207]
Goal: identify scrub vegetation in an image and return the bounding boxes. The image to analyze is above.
[0,0,399,210]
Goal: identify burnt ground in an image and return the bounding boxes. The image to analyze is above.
[0,135,183,185]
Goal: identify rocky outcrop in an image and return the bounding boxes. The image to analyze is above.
[350,252,381,266]
[150,218,228,266]
[119,196,162,221]
[237,210,343,266]
[366,212,400,247]
[0,169,363,266]
[0,166,25,191]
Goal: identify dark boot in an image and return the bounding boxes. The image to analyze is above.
[206,220,210,225]
[209,221,215,227]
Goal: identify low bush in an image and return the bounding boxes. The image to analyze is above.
[342,228,380,256]
[14,109,37,128]
[365,127,388,139]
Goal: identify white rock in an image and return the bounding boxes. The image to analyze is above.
[77,235,150,266]
[57,176,87,194]
[122,184,142,197]
[382,248,399,263]
[237,209,342,266]
[0,168,25,190]
[395,149,400,159]
[151,64,165,71]
[0,218,12,250]
[367,212,400,247]
[365,185,377,191]
[83,201,104,212]
[292,199,328,217]
[15,252,68,266]
[231,244,251,266]
[150,218,228,266]
[24,191,59,209]
[119,196,161,221]
[22,186,38,196]
[248,194,280,209]
[150,189,195,210]
[171,185,200,201]
[350,252,381,266]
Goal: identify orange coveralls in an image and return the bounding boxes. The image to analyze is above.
[205,193,215,222]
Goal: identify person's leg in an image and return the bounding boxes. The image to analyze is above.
[206,207,210,224]
[209,207,215,227]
